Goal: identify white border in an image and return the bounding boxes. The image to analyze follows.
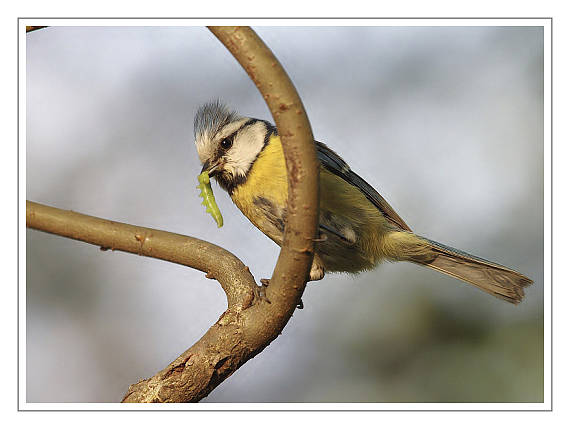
[21,17,550,27]
[19,21,28,410]
[22,401,551,411]
[19,17,552,411]
[542,18,552,411]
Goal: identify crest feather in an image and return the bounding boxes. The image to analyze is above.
[194,101,241,139]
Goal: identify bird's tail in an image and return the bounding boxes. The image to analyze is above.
[381,231,533,304]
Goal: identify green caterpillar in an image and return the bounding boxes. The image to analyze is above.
[197,171,223,228]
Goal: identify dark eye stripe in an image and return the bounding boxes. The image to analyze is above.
[220,118,259,150]
[238,118,258,131]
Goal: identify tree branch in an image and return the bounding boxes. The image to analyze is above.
[25,26,48,33]
[26,26,319,402]
[208,26,320,309]
[26,201,257,311]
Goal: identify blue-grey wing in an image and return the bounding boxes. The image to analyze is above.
[315,141,411,232]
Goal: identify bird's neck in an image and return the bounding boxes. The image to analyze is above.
[230,134,289,212]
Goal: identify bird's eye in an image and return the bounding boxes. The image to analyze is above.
[221,137,233,150]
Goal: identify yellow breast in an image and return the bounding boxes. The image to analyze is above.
[231,135,288,243]
[230,134,389,272]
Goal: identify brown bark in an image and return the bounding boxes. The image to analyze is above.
[26,26,319,402]
[25,26,47,33]
[26,201,257,311]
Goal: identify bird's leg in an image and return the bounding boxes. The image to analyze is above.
[258,278,305,309]
[256,254,325,308]
[293,256,326,310]
[256,278,271,304]
[309,254,325,282]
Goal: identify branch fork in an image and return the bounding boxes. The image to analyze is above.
[26,25,319,402]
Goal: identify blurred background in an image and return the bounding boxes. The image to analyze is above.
[26,25,544,403]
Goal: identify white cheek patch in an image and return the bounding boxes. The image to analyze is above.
[223,122,267,178]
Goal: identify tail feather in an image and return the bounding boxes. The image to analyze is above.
[381,231,534,304]
[417,237,533,304]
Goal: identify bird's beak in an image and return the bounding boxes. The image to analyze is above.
[201,160,222,177]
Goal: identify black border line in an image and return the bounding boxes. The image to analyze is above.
[18,17,553,412]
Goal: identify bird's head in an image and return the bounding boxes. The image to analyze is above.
[194,101,275,192]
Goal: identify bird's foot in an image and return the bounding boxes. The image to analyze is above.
[257,278,304,309]
[255,278,271,304]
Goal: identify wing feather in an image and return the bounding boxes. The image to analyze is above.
[315,141,411,231]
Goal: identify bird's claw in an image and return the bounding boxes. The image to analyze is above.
[255,278,271,304]
[256,278,304,309]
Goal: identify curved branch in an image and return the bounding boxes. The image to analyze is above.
[27,26,319,402]
[25,26,48,33]
[26,201,257,311]
[123,27,320,402]
[208,26,320,311]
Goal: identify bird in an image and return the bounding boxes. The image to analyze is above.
[193,101,532,304]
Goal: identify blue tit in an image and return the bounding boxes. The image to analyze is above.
[193,101,532,304]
